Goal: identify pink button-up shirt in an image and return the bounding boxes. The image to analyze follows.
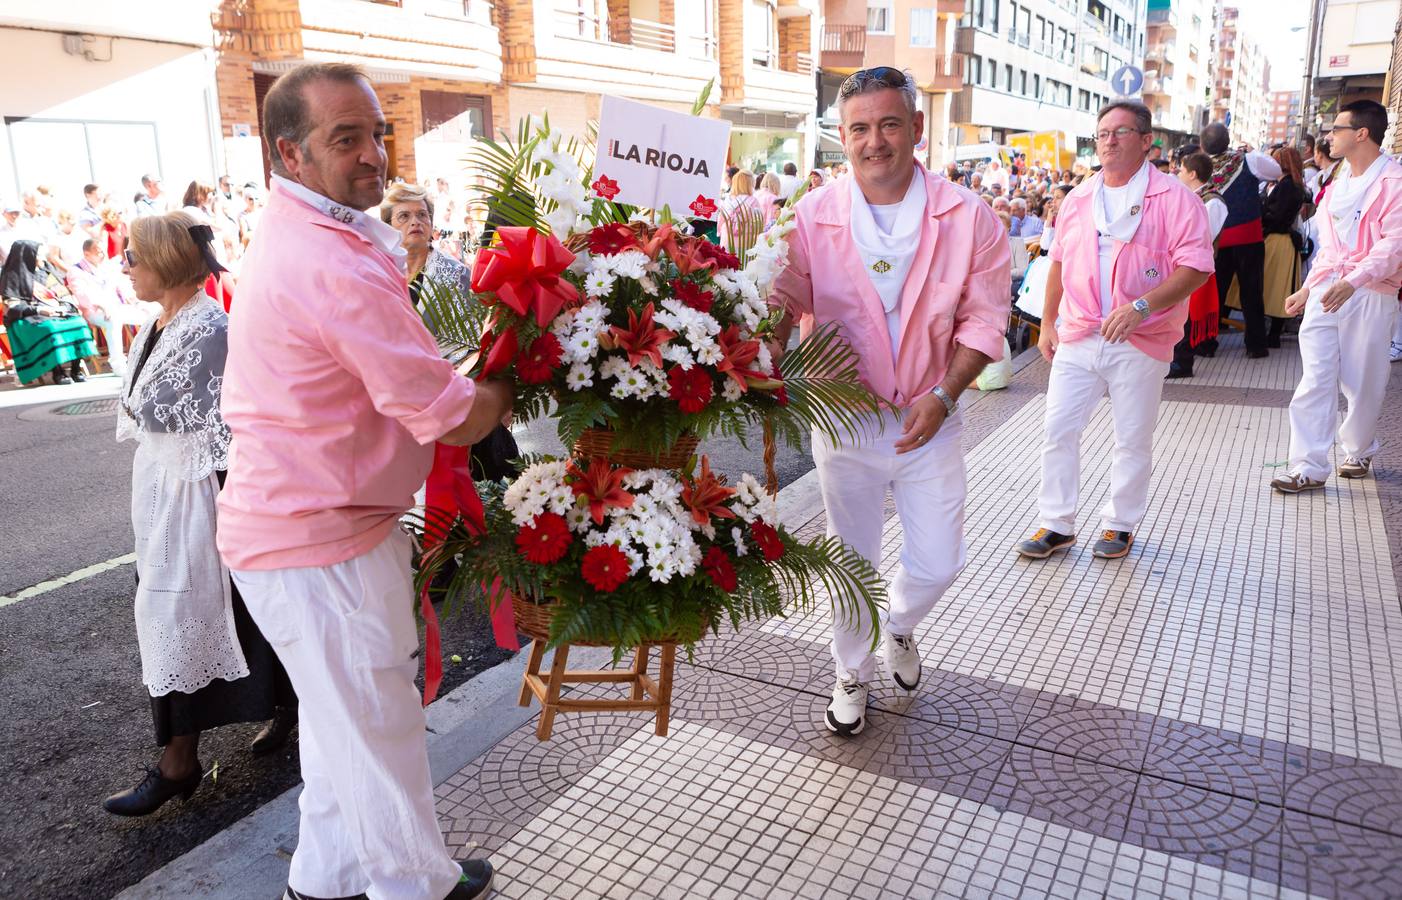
[217,181,476,571]
[1304,156,1402,297]
[771,165,1010,407]
[1050,165,1215,361]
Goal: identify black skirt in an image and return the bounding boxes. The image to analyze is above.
[149,577,296,746]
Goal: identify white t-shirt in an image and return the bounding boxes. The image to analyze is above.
[1097,181,1133,317]
[870,202,904,356]
[1205,197,1228,241]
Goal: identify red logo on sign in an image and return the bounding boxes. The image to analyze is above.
[688,195,718,218]
[591,174,621,200]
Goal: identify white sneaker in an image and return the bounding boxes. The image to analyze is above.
[884,632,922,691]
[1390,341,1402,363]
[824,677,869,736]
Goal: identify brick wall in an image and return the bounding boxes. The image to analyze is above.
[498,0,538,82]
[1390,0,1402,156]
[718,0,745,103]
[213,0,304,137]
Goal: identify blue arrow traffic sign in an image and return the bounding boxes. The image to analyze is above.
[1111,64,1144,97]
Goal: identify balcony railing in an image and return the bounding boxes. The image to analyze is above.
[1081,12,1107,34]
[795,51,814,76]
[821,23,866,54]
[557,7,716,60]
[1146,7,1177,28]
[611,16,675,52]
[933,53,966,81]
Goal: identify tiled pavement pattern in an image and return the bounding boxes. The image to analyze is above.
[435,334,1402,899]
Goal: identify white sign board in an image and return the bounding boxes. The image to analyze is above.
[231,122,253,139]
[591,95,731,219]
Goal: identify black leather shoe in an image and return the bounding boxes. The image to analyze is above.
[1246,348,1269,359]
[251,706,297,756]
[445,860,494,899]
[69,360,86,382]
[1193,341,1217,358]
[103,762,202,817]
[1266,336,1282,349]
[1165,363,1193,379]
[51,366,72,385]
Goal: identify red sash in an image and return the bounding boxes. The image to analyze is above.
[1188,273,1219,347]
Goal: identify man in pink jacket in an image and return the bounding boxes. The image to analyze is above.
[217,64,509,900]
[1014,102,1213,562]
[1272,100,1402,492]
[770,67,1010,736]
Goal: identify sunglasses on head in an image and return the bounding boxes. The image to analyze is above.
[838,67,909,99]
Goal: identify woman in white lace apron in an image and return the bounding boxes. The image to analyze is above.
[104,212,295,817]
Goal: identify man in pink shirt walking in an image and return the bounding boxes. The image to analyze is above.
[1272,100,1402,493]
[771,67,1010,736]
[217,64,510,900]
[1015,102,1213,562]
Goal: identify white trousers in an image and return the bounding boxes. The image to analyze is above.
[813,411,967,682]
[1288,283,1399,480]
[1037,335,1168,535]
[232,531,462,900]
[88,313,127,374]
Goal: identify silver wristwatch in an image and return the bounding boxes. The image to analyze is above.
[931,384,957,415]
[1131,297,1151,319]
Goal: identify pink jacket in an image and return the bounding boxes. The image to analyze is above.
[217,181,476,571]
[771,165,1010,407]
[1049,164,1215,361]
[1304,156,1402,297]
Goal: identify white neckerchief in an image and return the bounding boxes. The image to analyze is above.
[1092,161,1152,244]
[272,174,407,275]
[848,170,927,314]
[1328,154,1388,251]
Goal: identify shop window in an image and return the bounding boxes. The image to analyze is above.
[6,117,160,204]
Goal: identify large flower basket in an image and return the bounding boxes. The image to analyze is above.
[572,427,700,471]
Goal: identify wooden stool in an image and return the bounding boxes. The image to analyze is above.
[518,640,677,741]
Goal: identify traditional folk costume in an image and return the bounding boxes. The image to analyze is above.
[218,176,477,900]
[1026,162,1214,556]
[772,163,1010,732]
[1206,149,1282,356]
[1278,154,1402,487]
[1169,186,1228,375]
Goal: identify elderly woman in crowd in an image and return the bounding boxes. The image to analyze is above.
[104,211,294,818]
[1,239,96,385]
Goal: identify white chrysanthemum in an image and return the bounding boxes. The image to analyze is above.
[755,341,773,374]
[575,301,607,330]
[732,526,749,556]
[564,331,600,363]
[695,342,724,366]
[584,270,617,299]
[565,503,592,533]
[550,309,576,339]
[721,378,744,402]
[609,250,649,280]
[565,363,595,391]
[661,343,695,370]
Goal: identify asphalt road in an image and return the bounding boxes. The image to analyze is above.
[0,376,815,899]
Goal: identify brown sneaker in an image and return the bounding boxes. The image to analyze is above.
[1338,458,1371,479]
[1271,473,1326,494]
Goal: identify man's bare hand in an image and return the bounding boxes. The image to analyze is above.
[1100,304,1143,343]
[441,378,514,446]
[894,394,948,454]
[1320,279,1356,313]
[1283,288,1309,317]
[1038,326,1059,362]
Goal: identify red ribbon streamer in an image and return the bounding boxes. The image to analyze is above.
[420,442,520,706]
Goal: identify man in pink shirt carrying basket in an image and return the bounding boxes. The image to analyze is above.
[216,64,511,900]
[1014,101,1214,562]
[770,68,1010,736]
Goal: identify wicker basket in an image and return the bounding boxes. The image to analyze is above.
[572,428,700,471]
[514,597,706,646]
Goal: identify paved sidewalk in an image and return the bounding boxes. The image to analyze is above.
[435,333,1402,900]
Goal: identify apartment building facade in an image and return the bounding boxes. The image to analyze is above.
[1267,89,1301,144]
[1305,0,1393,133]
[948,0,1147,158]
[1210,6,1269,146]
[0,1,227,207]
[1140,0,1212,145]
[816,0,966,168]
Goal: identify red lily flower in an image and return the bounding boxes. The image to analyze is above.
[671,278,715,313]
[587,222,639,256]
[688,195,718,218]
[608,303,676,368]
[470,226,578,328]
[516,332,564,384]
[715,325,764,392]
[591,174,621,200]
[640,223,678,261]
[668,237,720,277]
[680,457,737,527]
[567,457,635,525]
[702,546,738,592]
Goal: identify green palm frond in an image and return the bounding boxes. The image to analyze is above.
[774,321,886,446]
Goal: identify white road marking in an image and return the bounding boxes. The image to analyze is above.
[0,553,136,609]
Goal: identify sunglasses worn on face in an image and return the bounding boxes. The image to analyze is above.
[124,250,137,267]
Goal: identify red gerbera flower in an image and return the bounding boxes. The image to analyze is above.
[587,222,639,256]
[581,544,631,592]
[702,546,738,592]
[671,278,715,313]
[667,365,713,414]
[591,174,621,201]
[750,521,785,561]
[694,240,741,271]
[515,513,572,563]
[567,457,635,524]
[516,332,564,384]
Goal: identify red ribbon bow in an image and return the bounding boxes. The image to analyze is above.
[470,227,579,329]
